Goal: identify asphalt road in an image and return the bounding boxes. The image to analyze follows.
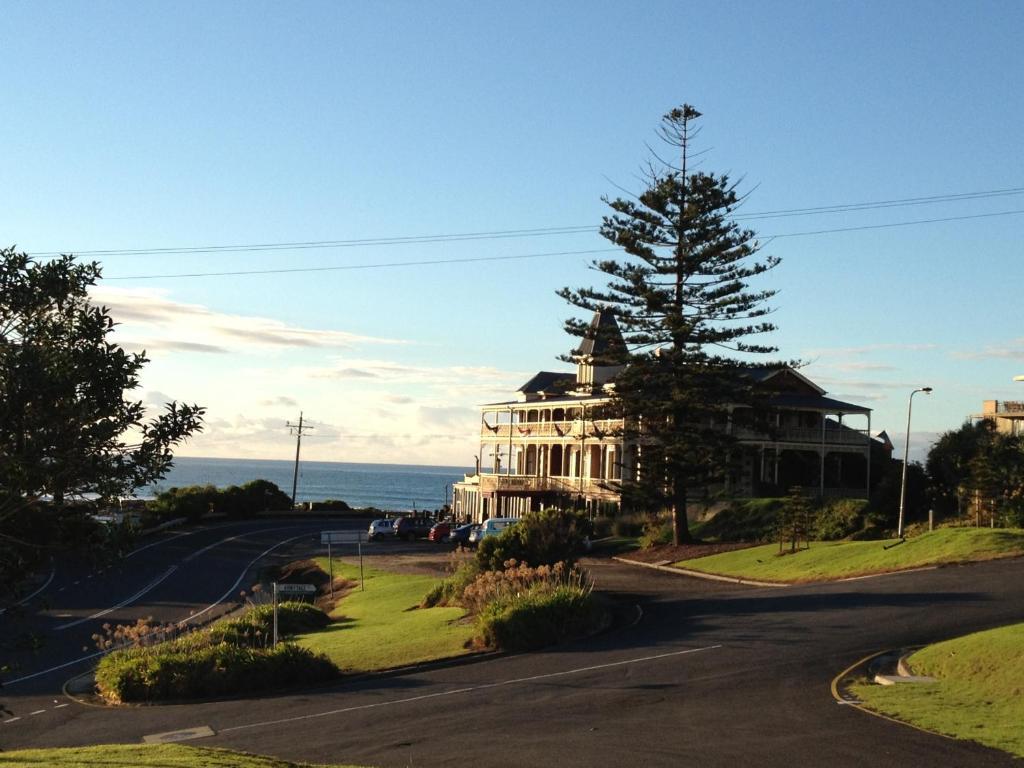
[3,522,1023,766]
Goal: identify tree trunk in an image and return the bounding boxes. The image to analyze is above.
[671,481,693,545]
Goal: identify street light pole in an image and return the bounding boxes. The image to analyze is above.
[897,387,933,539]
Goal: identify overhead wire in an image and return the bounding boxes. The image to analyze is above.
[28,184,1024,261]
[102,208,1024,280]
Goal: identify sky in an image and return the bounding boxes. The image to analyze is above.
[2,1,1022,467]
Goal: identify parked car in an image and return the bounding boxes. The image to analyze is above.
[393,515,435,541]
[367,518,394,541]
[448,523,478,546]
[478,516,519,541]
[428,521,452,542]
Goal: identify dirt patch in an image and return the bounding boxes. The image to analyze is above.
[343,549,471,578]
[623,541,755,564]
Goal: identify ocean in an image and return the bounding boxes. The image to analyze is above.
[144,457,472,512]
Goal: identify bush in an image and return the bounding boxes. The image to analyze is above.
[476,509,592,571]
[95,634,336,703]
[694,498,785,542]
[149,479,292,522]
[421,560,480,608]
[308,499,351,511]
[476,585,603,652]
[815,498,868,540]
[638,513,673,548]
[95,602,335,703]
[612,514,646,538]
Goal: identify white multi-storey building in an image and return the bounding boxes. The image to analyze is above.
[453,311,877,522]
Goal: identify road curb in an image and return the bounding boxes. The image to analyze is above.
[612,556,788,588]
[830,648,956,743]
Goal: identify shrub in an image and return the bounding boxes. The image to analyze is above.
[94,602,335,703]
[149,479,292,522]
[694,498,785,542]
[475,585,603,652]
[475,509,592,571]
[638,512,673,548]
[421,560,480,608]
[612,514,645,538]
[815,498,868,540]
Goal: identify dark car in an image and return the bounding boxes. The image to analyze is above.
[393,515,435,541]
[428,521,452,542]
[448,523,479,546]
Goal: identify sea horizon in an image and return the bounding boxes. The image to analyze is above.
[146,456,474,512]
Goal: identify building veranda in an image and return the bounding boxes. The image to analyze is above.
[453,311,883,524]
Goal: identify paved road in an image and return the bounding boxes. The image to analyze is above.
[3,525,1023,766]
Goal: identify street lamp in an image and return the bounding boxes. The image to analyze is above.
[897,387,933,539]
[1014,375,1024,382]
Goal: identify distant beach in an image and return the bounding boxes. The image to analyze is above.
[144,457,471,512]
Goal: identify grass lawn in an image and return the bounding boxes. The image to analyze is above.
[0,744,363,768]
[295,559,476,672]
[851,623,1024,758]
[673,528,1024,583]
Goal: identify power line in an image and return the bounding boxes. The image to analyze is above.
[29,185,1024,259]
[733,185,1024,221]
[105,247,619,280]
[103,208,1024,281]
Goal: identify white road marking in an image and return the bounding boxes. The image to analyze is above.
[219,644,723,734]
[3,650,106,686]
[0,567,56,615]
[55,566,179,630]
[124,529,193,558]
[181,531,317,626]
[29,710,45,716]
[3,717,21,724]
[142,725,216,743]
[54,703,70,709]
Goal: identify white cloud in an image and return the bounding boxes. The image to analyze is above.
[951,339,1024,362]
[91,286,408,355]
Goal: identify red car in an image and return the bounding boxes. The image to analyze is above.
[428,521,452,542]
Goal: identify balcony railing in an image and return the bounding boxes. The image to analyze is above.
[993,401,1024,414]
[481,419,621,439]
[481,420,868,446]
[477,474,619,496]
[732,426,870,445]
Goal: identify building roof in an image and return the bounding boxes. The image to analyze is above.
[574,309,626,359]
[517,370,576,394]
[766,392,871,414]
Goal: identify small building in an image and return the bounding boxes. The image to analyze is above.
[453,311,878,522]
[975,400,1024,436]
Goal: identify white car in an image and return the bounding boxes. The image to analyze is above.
[367,518,394,541]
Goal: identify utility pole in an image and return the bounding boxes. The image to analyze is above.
[287,412,314,508]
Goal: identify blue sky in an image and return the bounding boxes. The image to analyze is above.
[2,1,1022,466]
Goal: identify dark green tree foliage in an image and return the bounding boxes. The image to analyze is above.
[0,247,204,524]
[777,486,813,553]
[151,480,293,522]
[927,420,1024,525]
[559,106,782,544]
[476,509,592,571]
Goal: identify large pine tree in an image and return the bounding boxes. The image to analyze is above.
[559,105,782,544]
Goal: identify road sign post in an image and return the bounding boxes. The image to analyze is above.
[272,582,317,646]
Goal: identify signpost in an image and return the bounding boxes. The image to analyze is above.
[320,531,365,593]
[272,582,316,646]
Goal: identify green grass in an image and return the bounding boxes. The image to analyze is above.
[673,528,1024,583]
[0,744,363,767]
[295,559,475,671]
[851,623,1024,758]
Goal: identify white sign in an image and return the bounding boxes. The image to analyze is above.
[320,531,356,544]
[275,583,316,595]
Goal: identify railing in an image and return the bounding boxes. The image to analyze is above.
[477,474,618,495]
[994,401,1024,414]
[732,426,869,445]
[481,419,622,439]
